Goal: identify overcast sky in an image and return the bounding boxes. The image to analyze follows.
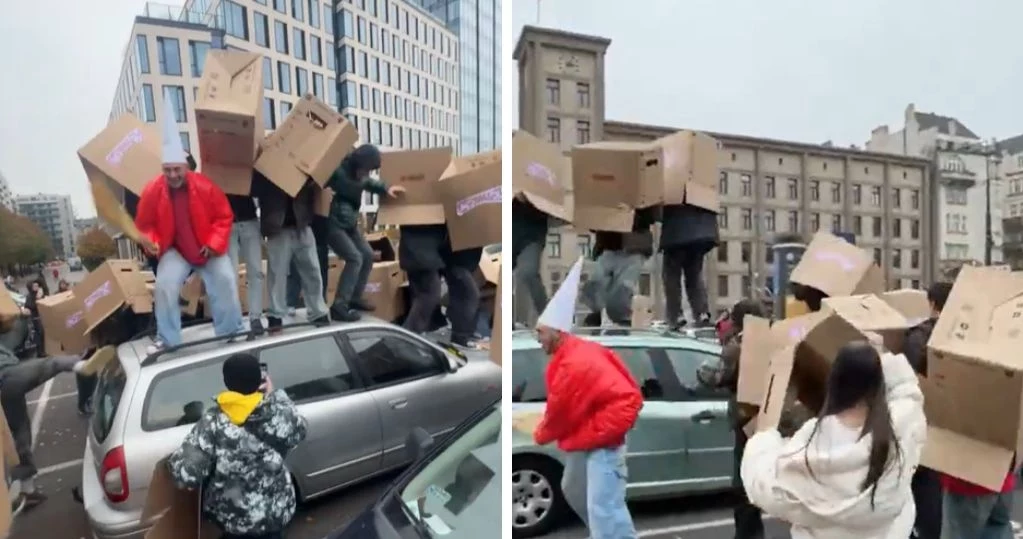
[0,0,151,219]
[511,0,1023,148]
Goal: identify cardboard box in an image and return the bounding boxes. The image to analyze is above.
[141,459,219,539]
[324,256,343,304]
[376,147,452,226]
[630,295,654,327]
[77,260,153,335]
[657,130,720,212]
[0,289,18,321]
[330,233,407,321]
[789,231,885,298]
[881,289,931,325]
[479,251,500,286]
[571,141,664,232]
[438,151,502,251]
[78,114,163,197]
[141,271,203,317]
[36,291,92,355]
[512,130,567,221]
[195,50,264,195]
[255,94,358,196]
[820,294,914,354]
[0,405,19,537]
[920,266,1023,490]
[314,186,334,217]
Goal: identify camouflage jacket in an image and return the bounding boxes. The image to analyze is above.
[167,389,308,536]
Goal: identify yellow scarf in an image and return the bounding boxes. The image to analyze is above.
[216,391,264,425]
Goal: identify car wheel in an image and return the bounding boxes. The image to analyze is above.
[512,455,567,538]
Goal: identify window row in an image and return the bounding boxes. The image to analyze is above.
[338,45,457,110]
[717,241,923,271]
[340,0,456,59]
[337,9,457,86]
[137,36,212,78]
[338,78,456,134]
[715,208,921,239]
[719,173,922,209]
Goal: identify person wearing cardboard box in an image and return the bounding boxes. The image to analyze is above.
[251,171,331,332]
[659,203,719,329]
[323,144,404,322]
[511,198,550,318]
[740,340,927,539]
[226,185,265,335]
[134,96,244,353]
[530,258,642,538]
[580,208,659,327]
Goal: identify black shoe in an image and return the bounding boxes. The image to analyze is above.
[250,318,265,337]
[266,317,283,335]
[330,304,361,322]
[77,402,93,416]
[311,315,331,327]
[350,298,376,312]
[582,312,602,327]
[16,491,47,511]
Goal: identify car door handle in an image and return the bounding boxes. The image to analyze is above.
[389,398,408,410]
[691,410,716,424]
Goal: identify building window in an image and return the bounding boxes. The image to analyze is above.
[280,100,292,118]
[577,82,590,108]
[188,41,211,77]
[295,67,308,95]
[254,12,270,47]
[717,242,729,262]
[787,178,798,200]
[577,121,590,144]
[310,35,322,65]
[893,249,902,269]
[832,214,842,231]
[741,242,751,263]
[810,212,820,231]
[809,180,819,201]
[291,0,304,21]
[717,275,729,297]
[223,1,248,39]
[719,171,728,195]
[764,176,775,198]
[275,21,289,54]
[853,215,862,235]
[179,132,191,153]
[870,185,881,207]
[278,61,292,93]
[873,248,882,265]
[788,211,798,232]
[911,219,920,239]
[546,117,560,143]
[945,187,968,205]
[341,80,356,108]
[323,4,333,33]
[764,210,775,232]
[357,16,367,44]
[136,35,150,74]
[308,0,320,27]
[911,249,920,269]
[872,216,882,237]
[577,235,592,258]
[717,209,728,230]
[313,73,324,101]
[156,37,182,76]
[547,233,561,258]
[163,85,187,122]
[274,0,286,13]
[263,97,276,129]
[741,174,752,197]
[891,187,901,208]
[911,189,920,209]
[546,79,560,106]
[742,208,752,230]
[262,57,274,89]
[293,28,306,60]
[832,182,842,203]
[893,218,902,238]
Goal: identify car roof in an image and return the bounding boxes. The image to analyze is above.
[510,328,721,354]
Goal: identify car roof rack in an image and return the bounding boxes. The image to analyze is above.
[139,320,318,367]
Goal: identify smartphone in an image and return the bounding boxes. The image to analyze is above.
[259,362,269,381]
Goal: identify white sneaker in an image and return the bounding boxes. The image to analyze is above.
[287,307,297,317]
[145,340,166,355]
[72,361,86,374]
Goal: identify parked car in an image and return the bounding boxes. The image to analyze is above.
[510,328,732,538]
[327,396,501,538]
[81,311,502,539]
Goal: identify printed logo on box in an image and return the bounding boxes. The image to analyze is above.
[813,251,856,271]
[105,128,144,166]
[65,311,84,329]
[525,162,557,187]
[365,282,382,293]
[455,186,501,216]
[84,280,113,310]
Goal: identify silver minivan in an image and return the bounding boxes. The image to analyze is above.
[82,314,501,539]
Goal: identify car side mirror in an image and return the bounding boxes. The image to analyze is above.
[406,427,435,462]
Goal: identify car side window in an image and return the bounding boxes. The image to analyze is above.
[144,360,226,431]
[258,335,359,403]
[612,347,689,402]
[347,331,446,387]
[511,348,549,402]
[662,348,731,401]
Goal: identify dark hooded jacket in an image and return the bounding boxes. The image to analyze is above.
[659,203,719,253]
[167,389,308,536]
[325,145,388,231]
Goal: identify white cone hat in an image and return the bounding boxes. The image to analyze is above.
[160,92,187,165]
[536,257,583,332]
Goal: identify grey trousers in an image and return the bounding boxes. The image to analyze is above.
[942,489,1014,539]
[580,251,645,325]
[514,241,548,319]
[325,226,374,307]
[266,226,329,320]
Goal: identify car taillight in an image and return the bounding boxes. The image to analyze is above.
[100,446,129,503]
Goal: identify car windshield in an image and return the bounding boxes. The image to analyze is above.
[399,401,500,537]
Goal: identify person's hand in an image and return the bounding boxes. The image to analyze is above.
[259,375,274,394]
[20,307,30,316]
[386,185,405,198]
[199,246,212,259]
[139,237,159,255]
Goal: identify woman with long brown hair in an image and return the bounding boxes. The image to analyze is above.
[740,339,926,538]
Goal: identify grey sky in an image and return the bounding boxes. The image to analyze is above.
[512,0,1023,148]
[0,0,148,219]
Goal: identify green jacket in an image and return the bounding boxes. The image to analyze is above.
[324,164,388,230]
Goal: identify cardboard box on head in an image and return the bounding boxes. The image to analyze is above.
[255,94,359,196]
[656,130,720,212]
[880,289,932,326]
[77,260,153,336]
[0,289,18,322]
[920,265,1023,490]
[789,231,885,298]
[36,291,92,356]
[376,147,452,226]
[438,150,502,251]
[512,131,568,222]
[195,50,265,195]
[78,115,164,197]
[571,141,664,232]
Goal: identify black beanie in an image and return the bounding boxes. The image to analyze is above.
[222,353,262,394]
[350,144,382,171]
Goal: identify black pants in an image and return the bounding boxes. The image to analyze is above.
[733,428,764,539]
[404,271,442,335]
[442,266,479,344]
[662,246,710,325]
[911,466,942,539]
[76,373,97,409]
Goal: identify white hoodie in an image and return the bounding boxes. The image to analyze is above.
[740,353,927,539]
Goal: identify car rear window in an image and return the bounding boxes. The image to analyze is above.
[144,360,227,431]
[92,353,127,443]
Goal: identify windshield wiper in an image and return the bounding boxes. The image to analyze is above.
[398,493,431,537]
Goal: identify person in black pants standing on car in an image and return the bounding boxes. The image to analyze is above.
[659,202,719,329]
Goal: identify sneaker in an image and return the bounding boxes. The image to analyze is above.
[350,298,376,312]
[330,304,361,322]
[77,401,93,416]
[145,339,166,355]
[287,307,297,317]
[250,318,265,337]
[15,491,47,512]
[310,315,331,328]
[266,317,283,336]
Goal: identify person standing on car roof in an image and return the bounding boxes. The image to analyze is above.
[167,352,307,538]
[580,207,659,327]
[225,170,265,336]
[133,95,243,354]
[530,257,642,539]
[323,144,405,322]
[511,197,550,321]
[0,290,89,512]
[659,202,719,330]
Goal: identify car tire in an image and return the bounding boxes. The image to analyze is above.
[512,455,568,538]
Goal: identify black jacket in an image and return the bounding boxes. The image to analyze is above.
[659,203,719,253]
[253,173,316,237]
[592,207,659,259]
[903,317,936,376]
[399,225,448,272]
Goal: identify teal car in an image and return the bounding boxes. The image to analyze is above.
[510,328,734,538]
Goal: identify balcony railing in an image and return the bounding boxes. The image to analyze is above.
[142,2,210,25]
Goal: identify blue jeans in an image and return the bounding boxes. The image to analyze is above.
[155,248,243,346]
[266,226,328,320]
[227,219,264,320]
[942,489,1014,539]
[560,445,637,539]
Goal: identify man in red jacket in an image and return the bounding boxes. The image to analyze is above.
[532,258,642,539]
[134,96,243,353]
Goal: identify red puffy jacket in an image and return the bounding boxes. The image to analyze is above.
[134,172,233,258]
[534,334,643,452]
